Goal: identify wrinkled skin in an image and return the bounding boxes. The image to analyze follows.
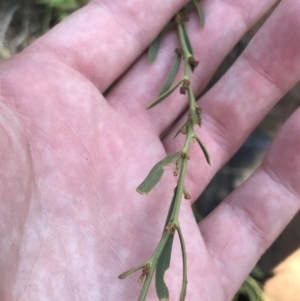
[0,0,300,300]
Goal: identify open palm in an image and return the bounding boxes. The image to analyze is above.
[0,0,299,300]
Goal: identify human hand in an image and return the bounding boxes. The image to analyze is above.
[0,0,299,300]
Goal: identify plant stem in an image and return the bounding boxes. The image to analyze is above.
[119,7,208,301]
[137,231,172,301]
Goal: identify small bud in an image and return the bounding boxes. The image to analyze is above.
[175,48,183,57]
[182,15,190,22]
[183,79,190,86]
[138,266,149,283]
[180,86,187,95]
[184,192,191,200]
[174,167,179,176]
[174,14,181,24]
[165,223,176,236]
[174,14,189,24]
[180,79,190,95]
[181,152,190,159]
[164,225,172,231]
[195,106,202,115]
[198,116,202,127]
[189,56,199,72]
[180,126,187,135]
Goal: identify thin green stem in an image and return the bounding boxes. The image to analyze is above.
[138,231,172,301]
[177,20,191,78]
[120,6,209,301]
[171,119,194,222]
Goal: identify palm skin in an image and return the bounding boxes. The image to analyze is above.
[0,0,300,300]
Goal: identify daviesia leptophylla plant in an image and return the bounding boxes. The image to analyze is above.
[119,2,209,300]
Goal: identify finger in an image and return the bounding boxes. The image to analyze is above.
[24,0,191,92]
[163,0,300,198]
[107,0,277,134]
[198,108,300,300]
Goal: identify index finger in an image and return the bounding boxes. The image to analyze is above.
[24,0,190,92]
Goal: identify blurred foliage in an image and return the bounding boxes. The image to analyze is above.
[232,267,267,301]
[35,0,90,25]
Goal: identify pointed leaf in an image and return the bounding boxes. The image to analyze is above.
[137,152,181,195]
[158,55,181,96]
[192,0,205,27]
[118,262,149,280]
[148,34,161,63]
[182,24,194,56]
[171,123,186,140]
[155,191,176,300]
[147,79,183,109]
[194,135,211,165]
[155,236,174,300]
[165,191,177,225]
[181,2,195,14]
[148,22,175,64]
[177,226,187,301]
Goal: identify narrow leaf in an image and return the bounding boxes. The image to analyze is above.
[155,236,174,300]
[192,0,205,27]
[158,55,181,96]
[148,34,161,63]
[182,24,194,56]
[177,226,187,301]
[137,152,181,194]
[171,123,186,140]
[181,1,195,14]
[147,79,183,109]
[194,135,211,165]
[165,191,177,225]
[118,262,148,279]
[155,192,176,299]
[148,22,174,64]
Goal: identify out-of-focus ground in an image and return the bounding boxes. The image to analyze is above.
[0,1,299,300]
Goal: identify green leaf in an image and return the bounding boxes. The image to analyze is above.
[137,152,181,195]
[158,55,181,96]
[147,79,183,109]
[192,0,205,27]
[148,34,161,63]
[194,135,210,165]
[147,22,174,64]
[244,276,265,301]
[192,204,203,222]
[155,236,174,300]
[171,123,186,140]
[165,191,177,225]
[182,24,194,56]
[155,191,176,300]
[177,226,187,301]
[118,262,148,280]
[181,1,195,14]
